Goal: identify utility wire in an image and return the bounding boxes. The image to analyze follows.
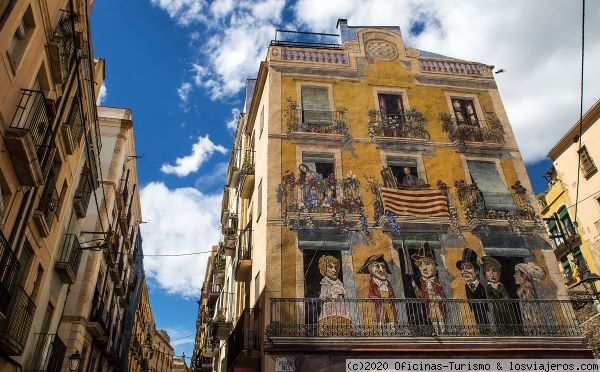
[573,0,586,225]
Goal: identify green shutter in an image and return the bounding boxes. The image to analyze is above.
[558,206,569,219]
[467,161,517,211]
[301,87,331,124]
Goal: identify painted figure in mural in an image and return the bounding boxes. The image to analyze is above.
[411,242,446,334]
[358,254,397,326]
[317,255,352,335]
[401,167,422,188]
[457,248,489,332]
[514,262,546,334]
[482,256,516,334]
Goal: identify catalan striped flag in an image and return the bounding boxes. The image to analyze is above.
[381,187,449,217]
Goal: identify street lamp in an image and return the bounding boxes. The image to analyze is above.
[580,271,600,301]
[68,350,82,371]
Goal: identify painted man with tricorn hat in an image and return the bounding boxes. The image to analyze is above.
[358,254,396,324]
[411,242,446,334]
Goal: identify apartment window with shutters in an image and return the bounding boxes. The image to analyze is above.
[257,179,262,221]
[6,5,36,72]
[452,98,479,127]
[557,206,576,237]
[382,156,424,188]
[259,106,264,137]
[301,152,335,179]
[578,146,597,178]
[301,86,332,125]
[466,160,516,210]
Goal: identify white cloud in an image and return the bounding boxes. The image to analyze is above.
[160,135,228,177]
[225,108,240,132]
[96,83,107,105]
[140,182,221,297]
[149,0,207,25]
[292,0,600,163]
[161,327,196,348]
[177,82,193,104]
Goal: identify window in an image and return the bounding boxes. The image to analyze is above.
[558,206,575,237]
[578,146,597,178]
[6,5,35,72]
[257,179,262,221]
[259,106,264,137]
[382,157,424,188]
[378,93,404,117]
[301,86,331,124]
[254,271,260,305]
[549,225,564,248]
[466,161,516,210]
[452,98,479,126]
[301,152,335,180]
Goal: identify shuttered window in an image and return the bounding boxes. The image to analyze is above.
[452,98,478,126]
[578,146,597,178]
[467,161,516,211]
[301,87,331,124]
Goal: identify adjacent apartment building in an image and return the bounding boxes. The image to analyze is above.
[537,100,600,286]
[192,19,592,371]
[0,0,106,369]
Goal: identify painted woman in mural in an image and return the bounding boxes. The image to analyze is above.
[358,254,397,331]
[482,256,518,335]
[411,243,446,335]
[317,255,352,336]
[514,262,546,334]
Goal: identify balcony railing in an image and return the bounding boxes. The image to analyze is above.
[61,96,84,154]
[28,333,66,372]
[227,308,261,370]
[440,112,504,147]
[34,177,60,237]
[286,101,351,142]
[267,298,579,340]
[0,286,36,355]
[55,234,82,284]
[367,109,430,141]
[0,233,20,316]
[6,90,56,186]
[73,164,94,218]
[49,9,79,84]
[454,180,536,222]
[88,300,109,335]
[418,58,492,76]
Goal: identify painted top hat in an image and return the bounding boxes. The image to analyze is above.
[481,256,502,269]
[357,254,391,274]
[456,248,480,271]
[411,242,437,266]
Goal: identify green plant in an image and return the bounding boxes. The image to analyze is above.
[242,153,255,175]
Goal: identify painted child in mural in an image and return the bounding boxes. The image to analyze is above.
[317,255,352,336]
[411,242,446,335]
[456,248,489,333]
[358,254,397,330]
[514,262,546,334]
[482,256,518,335]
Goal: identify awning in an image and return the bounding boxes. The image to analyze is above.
[297,230,351,250]
[481,234,530,257]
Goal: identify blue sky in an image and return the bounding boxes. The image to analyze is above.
[90,0,599,361]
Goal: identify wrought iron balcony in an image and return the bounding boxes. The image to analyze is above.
[28,333,67,372]
[227,308,261,371]
[240,150,255,200]
[0,286,36,356]
[267,298,579,342]
[87,298,109,343]
[55,234,82,284]
[5,89,57,186]
[277,171,367,231]
[286,100,351,142]
[235,228,252,282]
[440,112,505,148]
[74,164,94,218]
[115,172,130,210]
[368,109,430,141]
[61,96,84,155]
[454,180,536,223]
[0,233,20,318]
[33,178,60,237]
[48,9,80,85]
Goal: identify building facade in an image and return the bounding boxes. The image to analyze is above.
[0,0,106,370]
[192,20,592,372]
[542,100,600,278]
[58,106,144,370]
